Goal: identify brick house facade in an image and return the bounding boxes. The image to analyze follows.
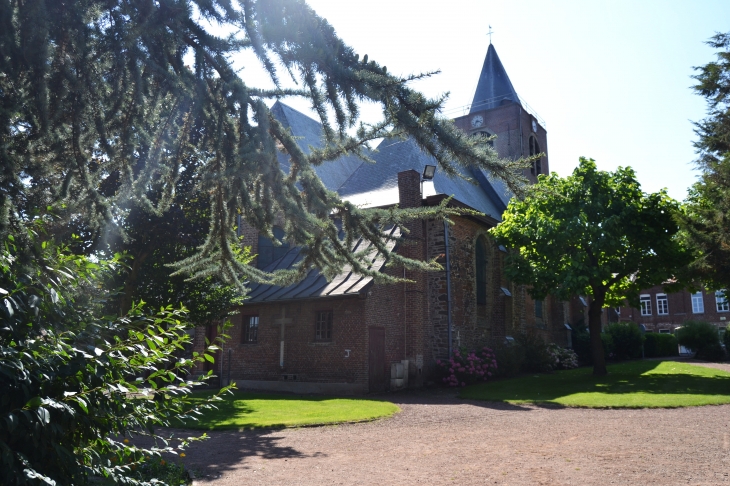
[192,43,568,394]
[616,286,729,333]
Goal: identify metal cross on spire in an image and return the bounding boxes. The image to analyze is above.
[488,25,493,44]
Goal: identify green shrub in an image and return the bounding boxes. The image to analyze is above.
[572,329,592,365]
[644,333,679,358]
[723,327,730,349]
[697,342,726,362]
[606,322,645,360]
[490,341,525,378]
[0,239,230,485]
[571,328,615,364]
[547,344,579,370]
[515,332,554,373]
[676,320,722,360]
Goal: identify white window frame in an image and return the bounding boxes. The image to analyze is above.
[717,290,729,313]
[640,294,652,316]
[691,292,704,314]
[656,293,669,316]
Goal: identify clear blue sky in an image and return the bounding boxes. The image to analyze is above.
[242,0,730,201]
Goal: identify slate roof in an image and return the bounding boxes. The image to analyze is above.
[250,74,517,304]
[470,44,521,113]
[338,137,509,220]
[245,225,400,303]
[270,101,364,191]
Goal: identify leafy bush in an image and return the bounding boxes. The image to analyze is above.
[697,342,726,362]
[723,327,730,349]
[572,329,592,365]
[436,347,498,387]
[644,333,679,358]
[676,320,722,360]
[491,341,525,377]
[572,328,615,364]
[515,332,554,373]
[490,341,525,378]
[0,238,230,485]
[605,322,645,360]
[547,344,579,370]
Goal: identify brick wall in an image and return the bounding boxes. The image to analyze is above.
[200,297,369,385]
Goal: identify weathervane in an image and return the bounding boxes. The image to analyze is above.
[488,25,493,44]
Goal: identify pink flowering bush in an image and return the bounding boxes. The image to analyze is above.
[436,347,499,387]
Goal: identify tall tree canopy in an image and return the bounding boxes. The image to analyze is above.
[681,31,730,293]
[491,158,689,375]
[0,0,529,289]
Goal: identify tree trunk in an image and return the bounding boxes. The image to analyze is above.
[588,292,607,376]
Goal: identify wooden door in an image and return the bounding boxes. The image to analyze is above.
[368,327,386,393]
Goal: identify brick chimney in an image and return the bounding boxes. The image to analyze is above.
[397,169,422,209]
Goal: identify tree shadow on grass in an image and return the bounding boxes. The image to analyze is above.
[459,360,730,407]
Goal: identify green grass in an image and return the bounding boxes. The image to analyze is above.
[461,360,730,408]
[182,391,400,430]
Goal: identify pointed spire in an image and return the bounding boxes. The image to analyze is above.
[470,44,521,113]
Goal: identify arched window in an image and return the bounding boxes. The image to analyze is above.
[473,130,494,147]
[257,226,290,269]
[529,136,542,176]
[476,236,488,305]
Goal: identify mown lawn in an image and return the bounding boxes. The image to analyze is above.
[461,360,730,408]
[182,391,400,430]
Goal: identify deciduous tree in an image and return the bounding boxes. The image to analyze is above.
[491,158,689,375]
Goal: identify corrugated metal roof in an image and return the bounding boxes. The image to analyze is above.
[244,226,400,304]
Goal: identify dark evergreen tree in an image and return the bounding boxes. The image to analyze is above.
[681,32,730,293]
[0,0,530,289]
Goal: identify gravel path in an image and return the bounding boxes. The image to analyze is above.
[173,375,730,486]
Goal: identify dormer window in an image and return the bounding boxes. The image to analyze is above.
[529,136,542,176]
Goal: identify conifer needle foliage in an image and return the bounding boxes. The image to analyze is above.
[0,0,529,288]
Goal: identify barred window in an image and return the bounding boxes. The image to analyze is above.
[241,315,259,344]
[315,310,333,341]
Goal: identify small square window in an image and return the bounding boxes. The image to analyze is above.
[241,315,259,344]
[656,294,668,316]
[315,310,333,341]
[691,292,704,314]
[640,295,652,316]
[717,290,729,313]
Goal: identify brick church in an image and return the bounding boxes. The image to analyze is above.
[193,44,567,394]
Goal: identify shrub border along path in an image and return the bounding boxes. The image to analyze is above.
[460,359,730,408]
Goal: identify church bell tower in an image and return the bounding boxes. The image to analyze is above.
[453,43,548,182]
